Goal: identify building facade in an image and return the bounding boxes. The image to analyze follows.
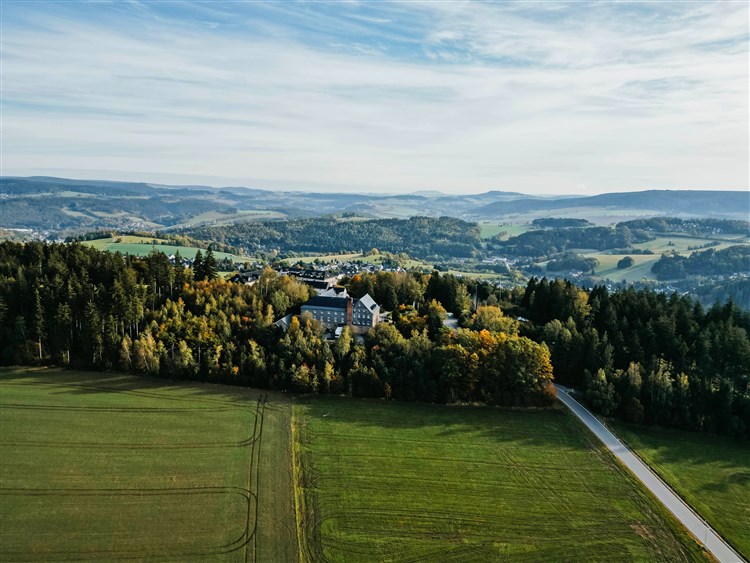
[299,289,381,331]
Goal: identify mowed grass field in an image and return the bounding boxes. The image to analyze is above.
[0,367,296,562]
[294,398,707,562]
[611,422,750,559]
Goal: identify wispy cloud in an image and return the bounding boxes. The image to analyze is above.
[1,0,747,193]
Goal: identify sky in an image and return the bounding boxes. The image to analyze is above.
[1,1,748,195]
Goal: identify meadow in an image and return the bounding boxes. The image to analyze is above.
[479,222,531,240]
[82,235,240,262]
[0,367,296,562]
[294,398,707,562]
[611,422,750,559]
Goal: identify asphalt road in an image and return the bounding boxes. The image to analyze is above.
[555,384,744,563]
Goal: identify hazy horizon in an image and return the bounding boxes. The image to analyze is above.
[2,1,748,195]
[5,173,750,198]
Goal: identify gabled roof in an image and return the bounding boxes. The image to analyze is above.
[357,293,379,311]
[302,295,349,309]
[319,286,348,298]
[302,279,332,290]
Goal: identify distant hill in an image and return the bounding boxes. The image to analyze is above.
[1,176,747,236]
[476,190,750,218]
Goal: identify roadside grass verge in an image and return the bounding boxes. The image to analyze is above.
[611,422,750,559]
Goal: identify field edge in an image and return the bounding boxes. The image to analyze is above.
[291,405,309,563]
[608,421,748,561]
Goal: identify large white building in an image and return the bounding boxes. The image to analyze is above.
[299,288,380,332]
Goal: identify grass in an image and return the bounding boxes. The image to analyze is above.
[631,235,749,256]
[182,209,286,226]
[0,367,296,562]
[610,422,750,559]
[480,222,532,240]
[588,254,661,283]
[294,398,707,562]
[82,235,240,261]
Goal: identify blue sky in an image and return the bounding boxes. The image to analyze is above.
[2,1,748,194]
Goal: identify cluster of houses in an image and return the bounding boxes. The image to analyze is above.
[229,267,339,292]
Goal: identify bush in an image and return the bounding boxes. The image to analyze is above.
[617,256,635,269]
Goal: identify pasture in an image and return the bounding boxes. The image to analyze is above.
[0,367,296,562]
[294,398,707,562]
[590,254,661,283]
[480,222,531,240]
[611,422,750,559]
[82,235,240,262]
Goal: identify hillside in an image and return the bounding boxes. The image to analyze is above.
[2,177,747,238]
[477,190,750,219]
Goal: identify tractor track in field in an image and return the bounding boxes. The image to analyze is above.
[0,487,254,560]
[244,394,267,563]
[1,436,260,449]
[0,379,253,408]
[0,390,270,562]
[0,403,230,412]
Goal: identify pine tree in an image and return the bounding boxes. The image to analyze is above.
[204,249,218,281]
[193,250,204,281]
[32,288,45,360]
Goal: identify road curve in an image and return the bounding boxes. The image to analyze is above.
[555,384,744,563]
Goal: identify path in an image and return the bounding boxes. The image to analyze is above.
[555,384,744,563]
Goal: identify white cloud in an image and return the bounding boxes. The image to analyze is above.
[1,1,747,193]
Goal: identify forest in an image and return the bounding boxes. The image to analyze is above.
[491,226,645,258]
[0,241,748,438]
[618,217,750,236]
[531,218,593,228]
[651,245,750,280]
[180,216,482,259]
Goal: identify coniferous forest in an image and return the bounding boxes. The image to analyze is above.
[1,241,748,438]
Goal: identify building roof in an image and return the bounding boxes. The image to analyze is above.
[288,268,328,280]
[319,286,348,298]
[302,279,333,290]
[302,295,349,310]
[274,313,294,330]
[358,293,379,311]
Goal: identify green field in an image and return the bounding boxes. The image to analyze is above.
[581,233,750,283]
[82,235,240,262]
[480,222,531,240]
[182,209,286,226]
[0,367,296,562]
[611,422,750,559]
[294,398,707,562]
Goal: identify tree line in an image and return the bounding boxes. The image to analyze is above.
[522,278,750,437]
[651,245,750,280]
[180,216,482,260]
[0,241,553,408]
[0,241,747,437]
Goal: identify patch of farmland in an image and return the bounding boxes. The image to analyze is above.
[0,367,296,562]
[81,236,240,261]
[588,254,661,283]
[294,398,707,562]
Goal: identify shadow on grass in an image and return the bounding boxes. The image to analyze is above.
[0,365,289,407]
[609,420,750,495]
[295,393,583,452]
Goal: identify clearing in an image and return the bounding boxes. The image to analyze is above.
[81,235,240,262]
[0,367,296,562]
[294,397,708,562]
